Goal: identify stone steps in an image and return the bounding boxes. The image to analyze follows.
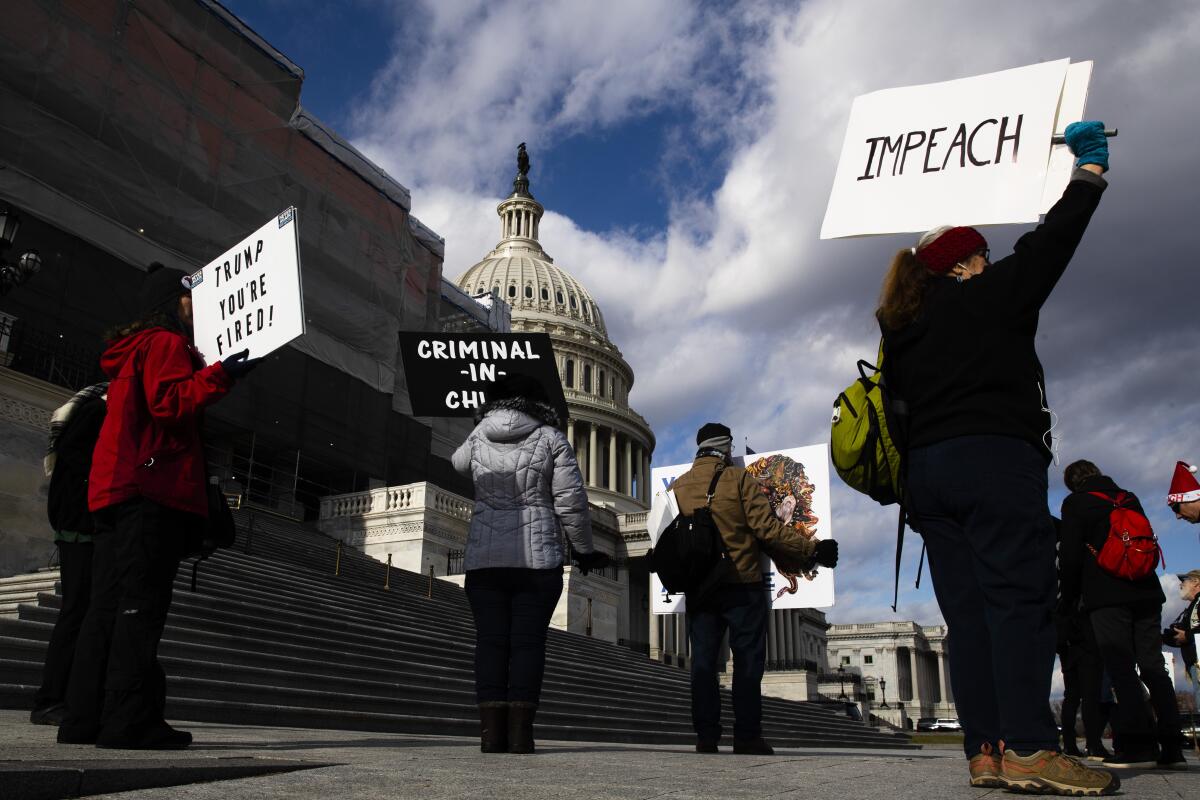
[0,510,913,748]
[0,570,60,618]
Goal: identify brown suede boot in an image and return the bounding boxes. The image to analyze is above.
[508,702,537,754]
[478,702,508,753]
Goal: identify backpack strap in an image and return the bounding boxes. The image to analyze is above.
[704,462,727,509]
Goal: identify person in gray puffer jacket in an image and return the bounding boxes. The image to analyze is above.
[452,374,608,755]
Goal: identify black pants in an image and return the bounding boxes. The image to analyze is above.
[688,583,768,742]
[59,499,191,741]
[464,567,563,704]
[907,435,1059,757]
[1089,601,1181,754]
[34,540,94,710]
[1057,609,1105,748]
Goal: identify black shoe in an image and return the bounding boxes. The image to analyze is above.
[1102,751,1157,769]
[30,703,67,726]
[1062,743,1084,758]
[1084,743,1112,761]
[1157,749,1188,771]
[57,725,98,745]
[507,702,536,755]
[695,738,719,753]
[96,723,192,750]
[732,737,774,755]
[478,703,508,753]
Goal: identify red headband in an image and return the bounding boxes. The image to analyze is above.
[915,226,987,274]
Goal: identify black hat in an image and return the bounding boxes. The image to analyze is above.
[489,373,550,405]
[137,262,189,319]
[696,422,732,446]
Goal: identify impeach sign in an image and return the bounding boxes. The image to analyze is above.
[397,333,568,425]
[821,59,1091,239]
[190,208,305,362]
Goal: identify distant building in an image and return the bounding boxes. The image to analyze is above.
[828,621,956,728]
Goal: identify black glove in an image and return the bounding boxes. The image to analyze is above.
[574,550,611,576]
[221,349,263,379]
[813,539,839,569]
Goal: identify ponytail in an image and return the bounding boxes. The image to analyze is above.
[876,248,933,331]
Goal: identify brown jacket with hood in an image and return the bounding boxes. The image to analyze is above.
[670,455,817,584]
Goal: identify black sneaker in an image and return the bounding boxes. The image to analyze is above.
[1084,744,1112,761]
[732,737,774,755]
[695,738,718,754]
[1102,751,1157,769]
[1157,750,1188,771]
[96,723,192,750]
[30,703,67,726]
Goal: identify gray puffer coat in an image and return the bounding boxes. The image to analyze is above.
[452,408,593,571]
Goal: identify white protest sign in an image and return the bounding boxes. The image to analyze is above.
[189,207,305,363]
[820,59,1081,239]
[1040,61,1093,213]
[650,443,835,614]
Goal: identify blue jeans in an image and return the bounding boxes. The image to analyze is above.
[464,567,563,704]
[687,583,768,741]
[907,435,1059,757]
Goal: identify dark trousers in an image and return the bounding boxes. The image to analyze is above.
[464,567,563,704]
[34,540,94,710]
[60,499,189,741]
[1057,610,1105,748]
[1089,601,1181,754]
[687,583,768,742]
[907,435,1059,757]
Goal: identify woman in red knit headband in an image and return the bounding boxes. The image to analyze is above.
[874,121,1123,796]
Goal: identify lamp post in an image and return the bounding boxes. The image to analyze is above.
[880,678,889,709]
[0,203,42,296]
[837,664,847,700]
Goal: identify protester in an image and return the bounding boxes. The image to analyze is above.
[57,263,257,749]
[1054,547,1106,758]
[1165,569,1200,728]
[1058,459,1185,769]
[452,374,605,755]
[876,121,1117,794]
[29,383,108,726]
[668,422,838,755]
[1168,461,1200,524]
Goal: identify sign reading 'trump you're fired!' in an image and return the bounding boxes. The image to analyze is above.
[189,207,306,363]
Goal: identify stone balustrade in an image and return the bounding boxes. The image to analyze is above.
[320,482,473,522]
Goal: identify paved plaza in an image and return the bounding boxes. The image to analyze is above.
[1,712,1197,799]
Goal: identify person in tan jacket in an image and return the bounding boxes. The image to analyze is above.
[670,423,838,755]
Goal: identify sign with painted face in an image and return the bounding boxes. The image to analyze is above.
[189,207,305,363]
[648,443,835,614]
[397,333,568,426]
[820,59,1093,239]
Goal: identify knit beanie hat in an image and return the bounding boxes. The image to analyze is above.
[489,373,550,405]
[137,262,190,319]
[696,422,733,453]
[1167,461,1200,504]
[914,226,987,274]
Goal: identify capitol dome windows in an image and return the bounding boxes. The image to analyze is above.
[541,287,549,302]
[507,284,517,298]
[598,369,606,398]
[524,285,533,299]
[569,294,577,310]
[583,364,592,393]
[565,359,575,388]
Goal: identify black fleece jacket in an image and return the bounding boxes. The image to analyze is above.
[46,395,105,534]
[883,169,1107,458]
[1059,475,1164,612]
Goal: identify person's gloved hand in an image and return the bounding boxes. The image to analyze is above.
[574,550,611,576]
[812,539,839,569]
[221,349,263,379]
[1063,121,1108,172]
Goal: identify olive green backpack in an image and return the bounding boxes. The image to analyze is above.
[830,339,915,610]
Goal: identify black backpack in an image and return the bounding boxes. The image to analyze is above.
[647,462,731,603]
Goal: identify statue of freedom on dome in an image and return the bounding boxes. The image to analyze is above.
[517,142,530,178]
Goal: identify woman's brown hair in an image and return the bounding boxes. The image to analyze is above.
[876,248,934,331]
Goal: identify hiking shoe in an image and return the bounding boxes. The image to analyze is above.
[695,738,718,754]
[968,742,1003,788]
[1102,750,1157,769]
[1001,749,1119,795]
[732,737,774,755]
[1157,749,1188,770]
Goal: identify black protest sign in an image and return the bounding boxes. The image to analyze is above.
[397,333,568,425]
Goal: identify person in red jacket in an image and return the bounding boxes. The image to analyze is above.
[58,263,258,749]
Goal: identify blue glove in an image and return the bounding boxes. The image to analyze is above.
[1064,121,1108,172]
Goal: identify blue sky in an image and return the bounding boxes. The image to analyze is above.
[222,1,1200,667]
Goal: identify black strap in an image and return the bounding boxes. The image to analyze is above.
[891,505,905,612]
[704,462,727,509]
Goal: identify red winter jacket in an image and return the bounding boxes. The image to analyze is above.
[88,327,233,517]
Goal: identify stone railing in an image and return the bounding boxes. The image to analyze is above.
[319,482,473,522]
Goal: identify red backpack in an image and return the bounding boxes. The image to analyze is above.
[1086,492,1163,581]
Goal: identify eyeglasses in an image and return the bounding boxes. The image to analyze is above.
[978,248,990,264]
[1170,502,1182,514]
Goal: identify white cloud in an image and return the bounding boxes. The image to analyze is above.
[351,0,1200,622]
